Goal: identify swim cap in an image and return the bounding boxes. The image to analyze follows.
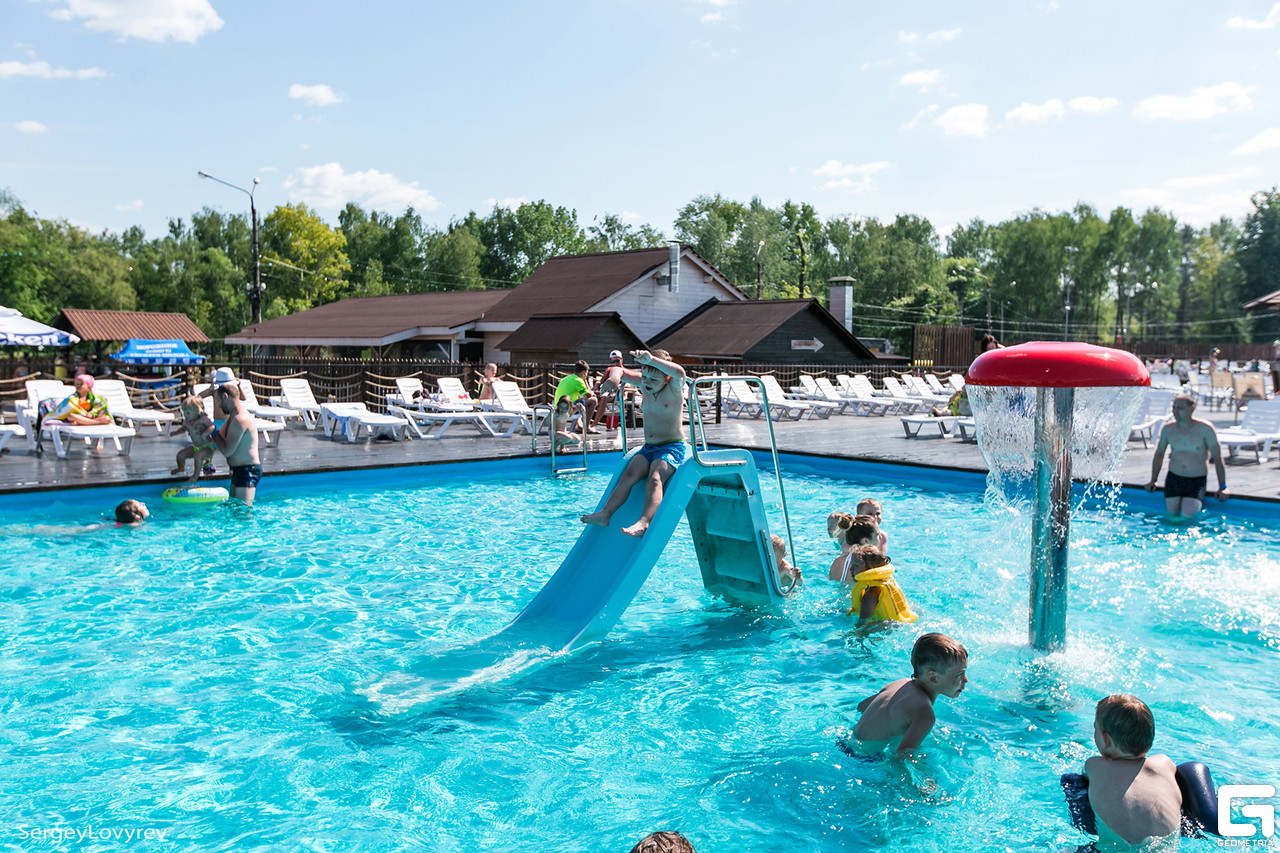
[75,374,94,388]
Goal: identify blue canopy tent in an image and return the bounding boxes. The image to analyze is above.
[110,339,206,365]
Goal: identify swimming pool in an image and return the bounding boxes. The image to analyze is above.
[3,455,1278,851]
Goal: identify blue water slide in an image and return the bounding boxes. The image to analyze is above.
[371,447,786,710]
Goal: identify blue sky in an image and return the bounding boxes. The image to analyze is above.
[5,0,1280,240]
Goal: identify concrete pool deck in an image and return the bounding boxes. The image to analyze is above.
[2,406,1277,503]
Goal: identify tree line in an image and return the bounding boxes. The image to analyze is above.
[1,186,1277,348]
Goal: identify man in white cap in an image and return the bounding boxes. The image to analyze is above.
[592,350,640,431]
[211,381,261,507]
[196,367,243,476]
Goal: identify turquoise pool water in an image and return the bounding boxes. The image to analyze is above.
[3,457,1278,852]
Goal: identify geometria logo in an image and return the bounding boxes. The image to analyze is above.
[1219,785,1277,838]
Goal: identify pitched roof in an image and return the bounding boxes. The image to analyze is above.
[55,308,210,343]
[650,299,875,359]
[496,313,644,353]
[1243,287,1280,311]
[482,246,742,323]
[225,290,508,346]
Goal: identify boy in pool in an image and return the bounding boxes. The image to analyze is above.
[770,533,801,586]
[828,515,879,581]
[114,499,149,526]
[581,349,686,537]
[1082,694,1182,852]
[551,397,583,452]
[171,395,217,482]
[856,498,888,554]
[854,632,967,755]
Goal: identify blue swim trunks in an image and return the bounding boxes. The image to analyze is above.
[230,464,263,489]
[638,441,686,469]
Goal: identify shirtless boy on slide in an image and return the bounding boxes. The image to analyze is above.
[580,349,686,537]
[855,632,968,756]
[1144,393,1227,519]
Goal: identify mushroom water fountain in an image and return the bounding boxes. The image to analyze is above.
[966,342,1150,651]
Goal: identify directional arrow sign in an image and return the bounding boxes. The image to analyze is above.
[791,338,824,352]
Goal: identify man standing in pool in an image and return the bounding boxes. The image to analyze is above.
[1144,393,1227,519]
[581,349,686,537]
[212,384,260,507]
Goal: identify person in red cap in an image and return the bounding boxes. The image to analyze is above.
[592,350,640,431]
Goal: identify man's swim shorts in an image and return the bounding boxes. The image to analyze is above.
[230,464,263,489]
[638,441,686,469]
[1164,472,1206,500]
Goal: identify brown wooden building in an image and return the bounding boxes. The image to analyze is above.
[649,299,876,364]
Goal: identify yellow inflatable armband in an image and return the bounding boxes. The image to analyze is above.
[848,565,918,623]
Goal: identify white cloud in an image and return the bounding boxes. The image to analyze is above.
[1234,127,1280,154]
[898,31,919,43]
[1162,167,1257,189]
[1226,3,1280,29]
[1067,95,1120,114]
[926,28,962,41]
[903,104,939,130]
[699,12,724,23]
[283,163,441,212]
[0,59,106,79]
[46,0,223,43]
[16,120,48,133]
[898,69,941,90]
[692,0,733,5]
[1004,98,1066,126]
[1133,82,1254,120]
[935,103,989,137]
[484,197,530,211]
[116,199,143,211]
[813,159,892,192]
[288,83,343,107]
[1117,186,1254,226]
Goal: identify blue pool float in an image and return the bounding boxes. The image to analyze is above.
[1061,762,1222,839]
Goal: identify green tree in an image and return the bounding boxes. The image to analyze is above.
[476,201,587,284]
[585,213,665,253]
[1237,187,1280,341]
[260,203,351,313]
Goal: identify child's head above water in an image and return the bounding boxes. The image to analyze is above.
[911,632,968,678]
[855,498,882,520]
[843,515,879,548]
[853,544,889,570]
[1094,694,1155,757]
[114,499,149,525]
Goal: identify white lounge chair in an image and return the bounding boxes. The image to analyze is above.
[392,377,426,406]
[835,375,894,416]
[0,422,26,453]
[924,374,952,397]
[878,377,932,413]
[319,402,409,443]
[389,404,525,440]
[1216,398,1280,463]
[726,380,808,421]
[900,414,958,437]
[887,375,947,409]
[193,383,285,447]
[948,374,965,392]
[1128,389,1175,448]
[94,378,176,433]
[236,379,301,427]
[814,376,881,416]
[757,374,838,419]
[436,377,480,409]
[795,375,856,415]
[479,380,539,434]
[278,378,324,429]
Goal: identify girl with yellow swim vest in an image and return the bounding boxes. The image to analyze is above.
[846,545,918,623]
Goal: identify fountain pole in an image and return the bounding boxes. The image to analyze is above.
[1030,387,1074,650]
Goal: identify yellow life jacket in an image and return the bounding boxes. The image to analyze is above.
[847,565,918,623]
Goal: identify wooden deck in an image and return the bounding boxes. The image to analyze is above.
[2,406,1276,503]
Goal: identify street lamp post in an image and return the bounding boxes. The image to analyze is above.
[197,171,262,324]
[1062,246,1078,341]
[755,239,765,299]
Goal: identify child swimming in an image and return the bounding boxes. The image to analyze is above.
[855,632,967,755]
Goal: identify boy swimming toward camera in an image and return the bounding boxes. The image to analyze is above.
[854,632,967,755]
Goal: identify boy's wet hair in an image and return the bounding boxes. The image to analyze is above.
[911,632,967,676]
[649,348,671,360]
[853,544,889,569]
[629,831,695,853]
[856,498,882,514]
[844,515,879,547]
[1095,694,1155,756]
[115,500,146,524]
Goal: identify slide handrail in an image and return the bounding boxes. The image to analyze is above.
[687,374,797,590]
